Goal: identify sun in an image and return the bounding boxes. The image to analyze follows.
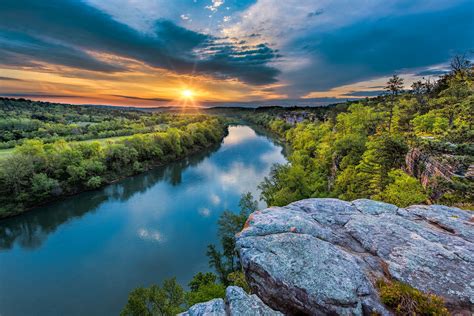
[181,89,194,99]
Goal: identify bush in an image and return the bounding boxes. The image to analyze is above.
[86,176,102,189]
[227,271,250,293]
[377,280,449,315]
[121,278,185,316]
[375,170,427,207]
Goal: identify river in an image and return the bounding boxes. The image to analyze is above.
[0,125,287,316]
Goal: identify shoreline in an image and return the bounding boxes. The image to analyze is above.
[0,126,229,220]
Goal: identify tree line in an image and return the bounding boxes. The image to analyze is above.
[0,98,212,148]
[0,114,226,218]
[249,55,473,208]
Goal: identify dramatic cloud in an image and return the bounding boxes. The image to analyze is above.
[109,95,172,102]
[224,0,473,97]
[0,0,279,85]
[283,3,474,95]
[0,0,472,104]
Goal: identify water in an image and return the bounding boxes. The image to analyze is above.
[0,126,286,316]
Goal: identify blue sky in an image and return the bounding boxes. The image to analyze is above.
[0,0,472,105]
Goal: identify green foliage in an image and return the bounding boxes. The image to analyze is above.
[254,57,472,207]
[375,170,427,207]
[186,273,226,307]
[412,111,449,136]
[207,193,258,284]
[121,278,185,316]
[0,107,226,217]
[31,173,60,200]
[376,279,449,316]
[227,271,250,293]
[188,272,218,292]
[86,176,103,189]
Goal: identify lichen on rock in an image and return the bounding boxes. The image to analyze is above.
[236,198,473,315]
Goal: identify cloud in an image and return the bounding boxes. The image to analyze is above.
[224,0,473,97]
[341,90,385,97]
[210,193,221,205]
[0,0,279,85]
[307,9,324,18]
[110,95,172,102]
[180,14,191,21]
[281,2,473,96]
[137,228,165,242]
[415,68,450,77]
[0,93,82,98]
[198,207,211,217]
[206,0,225,12]
[0,77,23,81]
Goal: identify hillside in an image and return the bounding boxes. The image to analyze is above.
[243,61,473,209]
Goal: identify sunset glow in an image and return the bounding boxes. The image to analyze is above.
[181,89,194,99]
[0,1,471,107]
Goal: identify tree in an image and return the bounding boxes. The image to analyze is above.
[450,54,472,79]
[31,173,60,200]
[186,273,225,307]
[376,170,427,207]
[385,75,404,133]
[410,80,431,113]
[121,278,185,316]
[188,272,218,292]
[440,75,471,127]
[356,134,409,196]
[207,193,258,284]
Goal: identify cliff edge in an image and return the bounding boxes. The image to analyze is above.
[185,198,474,315]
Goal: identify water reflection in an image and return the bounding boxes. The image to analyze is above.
[0,125,286,316]
[0,143,220,250]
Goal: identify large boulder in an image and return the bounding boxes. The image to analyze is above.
[236,198,473,315]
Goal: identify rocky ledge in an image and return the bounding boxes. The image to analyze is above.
[186,199,474,315]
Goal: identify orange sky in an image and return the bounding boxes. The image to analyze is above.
[0,59,288,107]
[1,1,468,107]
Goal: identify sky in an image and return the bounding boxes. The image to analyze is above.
[0,0,473,107]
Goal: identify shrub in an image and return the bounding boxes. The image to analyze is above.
[376,279,449,316]
[375,170,427,207]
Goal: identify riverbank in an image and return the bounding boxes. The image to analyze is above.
[0,125,287,316]
[0,117,228,219]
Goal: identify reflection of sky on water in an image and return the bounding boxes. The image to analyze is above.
[0,125,286,316]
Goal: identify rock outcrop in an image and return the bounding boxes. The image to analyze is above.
[184,198,473,315]
[181,286,282,316]
[237,198,473,315]
[405,147,473,200]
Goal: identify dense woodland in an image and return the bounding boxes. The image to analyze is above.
[0,99,215,148]
[248,57,473,209]
[0,101,226,217]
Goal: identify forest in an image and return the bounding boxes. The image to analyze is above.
[250,56,473,209]
[0,100,227,218]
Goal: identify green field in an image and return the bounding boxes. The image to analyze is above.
[0,135,137,160]
[0,148,14,159]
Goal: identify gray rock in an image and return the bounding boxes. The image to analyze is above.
[181,286,281,316]
[179,298,226,316]
[226,286,283,315]
[236,198,474,315]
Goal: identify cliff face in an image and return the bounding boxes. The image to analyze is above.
[405,147,473,200]
[184,198,474,315]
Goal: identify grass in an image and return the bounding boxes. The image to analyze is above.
[376,279,449,315]
[0,148,14,159]
[0,135,137,160]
